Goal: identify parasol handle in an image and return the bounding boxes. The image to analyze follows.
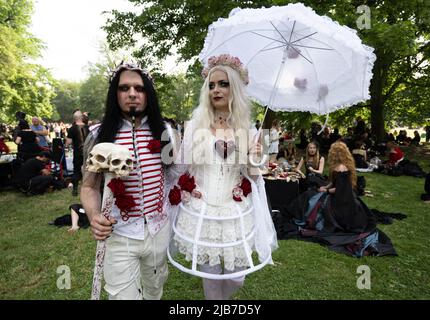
[248,128,269,167]
[317,112,330,135]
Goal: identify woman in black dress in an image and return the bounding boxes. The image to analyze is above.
[317,141,374,233]
[15,120,41,161]
[282,141,398,257]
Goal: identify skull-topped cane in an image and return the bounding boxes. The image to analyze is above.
[86,142,134,300]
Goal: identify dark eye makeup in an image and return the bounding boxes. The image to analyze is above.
[209,80,230,90]
[118,85,145,93]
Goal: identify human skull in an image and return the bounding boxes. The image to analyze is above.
[86,143,114,173]
[110,144,134,177]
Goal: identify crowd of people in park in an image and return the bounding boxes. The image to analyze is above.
[0,110,94,196]
[264,116,428,179]
[0,56,429,301]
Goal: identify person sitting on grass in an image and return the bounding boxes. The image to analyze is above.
[281,141,399,257]
[295,141,326,192]
[295,141,325,178]
[376,141,425,178]
[284,140,297,165]
[13,151,62,195]
[352,140,368,169]
[0,136,10,155]
[410,130,421,146]
[49,203,90,233]
[386,141,404,167]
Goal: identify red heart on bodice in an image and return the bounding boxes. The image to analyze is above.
[214,140,235,159]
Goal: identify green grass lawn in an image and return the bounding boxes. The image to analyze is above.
[1,145,429,300]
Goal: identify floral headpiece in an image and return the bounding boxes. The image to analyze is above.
[109,61,154,84]
[201,54,249,85]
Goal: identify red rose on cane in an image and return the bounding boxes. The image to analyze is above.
[240,178,252,197]
[115,195,137,213]
[178,173,196,193]
[169,186,182,205]
[108,178,126,195]
[147,139,161,153]
[107,178,137,214]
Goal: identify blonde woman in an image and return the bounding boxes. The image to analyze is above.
[295,141,325,178]
[167,55,277,300]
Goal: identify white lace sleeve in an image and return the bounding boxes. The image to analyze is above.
[242,166,278,264]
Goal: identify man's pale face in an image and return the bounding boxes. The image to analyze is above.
[117,70,147,116]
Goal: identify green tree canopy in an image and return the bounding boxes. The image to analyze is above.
[50,80,81,122]
[104,0,430,139]
[79,63,109,122]
[0,0,55,124]
[156,73,201,122]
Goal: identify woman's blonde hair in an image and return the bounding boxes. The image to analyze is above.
[328,141,357,188]
[306,141,320,169]
[189,65,251,163]
[192,65,250,131]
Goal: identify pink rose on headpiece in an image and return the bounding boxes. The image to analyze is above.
[201,54,249,85]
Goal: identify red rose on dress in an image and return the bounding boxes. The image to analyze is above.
[169,186,182,205]
[178,173,196,193]
[232,187,243,202]
[115,194,137,213]
[147,139,161,153]
[240,178,252,197]
[108,178,126,195]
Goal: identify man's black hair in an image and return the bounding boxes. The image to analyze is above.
[96,69,166,144]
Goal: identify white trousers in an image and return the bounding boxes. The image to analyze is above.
[200,264,246,300]
[103,223,170,300]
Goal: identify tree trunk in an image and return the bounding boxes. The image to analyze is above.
[369,56,386,143]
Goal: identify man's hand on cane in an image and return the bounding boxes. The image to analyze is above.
[90,214,117,241]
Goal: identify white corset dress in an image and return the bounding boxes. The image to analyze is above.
[171,139,255,272]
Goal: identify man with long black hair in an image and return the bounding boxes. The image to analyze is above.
[81,62,174,300]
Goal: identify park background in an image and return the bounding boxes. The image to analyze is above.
[1,0,430,299]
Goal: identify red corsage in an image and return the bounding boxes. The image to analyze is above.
[232,177,252,202]
[108,178,126,195]
[169,186,182,205]
[169,173,199,205]
[147,139,161,153]
[240,178,252,197]
[232,187,243,202]
[178,173,196,193]
[108,178,137,220]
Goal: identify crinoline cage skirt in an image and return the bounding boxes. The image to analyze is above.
[167,199,272,280]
